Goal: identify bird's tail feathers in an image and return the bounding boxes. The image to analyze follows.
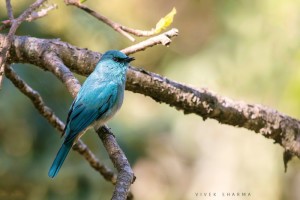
[48,142,72,178]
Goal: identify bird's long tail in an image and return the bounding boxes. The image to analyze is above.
[48,142,72,178]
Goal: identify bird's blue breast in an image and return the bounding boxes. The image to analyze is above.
[63,72,125,143]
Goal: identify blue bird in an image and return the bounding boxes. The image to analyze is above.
[48,50,134,178]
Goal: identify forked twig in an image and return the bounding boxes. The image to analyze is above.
[122,28,178,55]
[0,0,47,88]
[65,0,161,42]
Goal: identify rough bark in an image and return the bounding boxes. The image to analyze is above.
[1,33,300,158]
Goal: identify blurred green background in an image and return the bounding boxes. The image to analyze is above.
[1,0,300,199]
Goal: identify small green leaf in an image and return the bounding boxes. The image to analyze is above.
[80,0,87,3]
[154,7,177,34]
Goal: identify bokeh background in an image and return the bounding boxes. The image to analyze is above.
[1,0,300,199]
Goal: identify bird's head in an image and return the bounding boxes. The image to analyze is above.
[100,50,135,65]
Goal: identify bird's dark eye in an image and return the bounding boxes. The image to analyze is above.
[113,57,122,62]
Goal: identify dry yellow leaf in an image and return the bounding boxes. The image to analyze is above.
[154,7,177,34]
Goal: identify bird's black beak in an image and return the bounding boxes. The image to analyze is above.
[126,56,135,62]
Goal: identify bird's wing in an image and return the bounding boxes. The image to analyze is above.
[63,82,118,144]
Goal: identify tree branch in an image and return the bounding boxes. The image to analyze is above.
[96,126,135,200]
[126,68,300,157]
[2,33,300,160]
[41,52,81,97]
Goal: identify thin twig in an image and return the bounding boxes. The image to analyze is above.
[0,0,47,89]
[27,4,58,22]
[96,126,135,200]
[5,66,65,132]
[4,65,117,182]
[1,3,57,30]
[121,28,178,55]
[6,0,14,20]
[64,0,158,42]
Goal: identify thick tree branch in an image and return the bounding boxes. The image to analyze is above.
[2,34,300,158]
